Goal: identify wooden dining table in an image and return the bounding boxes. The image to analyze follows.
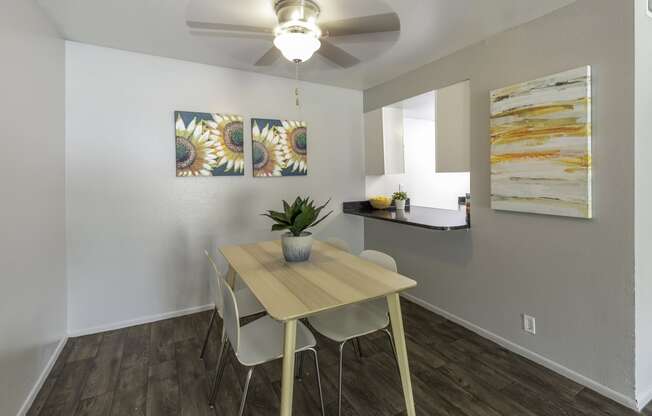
[219,239,418,416]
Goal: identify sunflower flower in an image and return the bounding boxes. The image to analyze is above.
[204,114,245,174]
[277,120,308,174]
[252,122,284,177]
[175,115,218,176]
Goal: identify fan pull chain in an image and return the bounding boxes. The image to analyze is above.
[295,63,300,108]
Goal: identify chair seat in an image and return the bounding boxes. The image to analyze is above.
[236,316,316,367]
[308,303,389,343]
[234,289,265,318]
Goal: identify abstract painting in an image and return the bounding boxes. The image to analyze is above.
[490,66,592,218]
[252,118,307,177]
[175,111,245,176]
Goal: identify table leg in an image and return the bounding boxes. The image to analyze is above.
[280,319,298,416]
[387,293,416,416]
[226,265,236,289]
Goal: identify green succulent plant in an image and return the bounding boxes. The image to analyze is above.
[263,197,333,237]
[392,191,408,201]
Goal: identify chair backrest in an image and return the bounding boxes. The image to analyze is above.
[359,250,397,315]
[324,238,351,253]
[221,276,241,353]
[205,250,225,317]
[359,250,397,272]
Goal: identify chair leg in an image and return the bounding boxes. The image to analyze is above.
[200,308,218,360]
[337,340,349,416]
[238,368,255,416]
[353,337,363,359]
[382,328,400,375]
[209,339,229,407]
[296,351,305,381]
[307,348,325,416]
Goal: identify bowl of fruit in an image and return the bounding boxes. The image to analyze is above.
[368,196,393,210]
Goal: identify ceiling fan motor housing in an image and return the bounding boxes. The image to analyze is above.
[275,0,321,29]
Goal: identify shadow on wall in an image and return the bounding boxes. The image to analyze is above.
[364,220,473,272]
[171,223,195,310]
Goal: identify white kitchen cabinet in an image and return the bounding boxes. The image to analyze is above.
[364,107,405,175]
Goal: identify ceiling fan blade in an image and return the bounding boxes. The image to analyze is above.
[186,20,273,35]
[317,40,360,68]
[189,30,273,40]
[255,47,282,66]
[320,13,400,37]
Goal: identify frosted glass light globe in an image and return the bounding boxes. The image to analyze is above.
[273,32,321,63]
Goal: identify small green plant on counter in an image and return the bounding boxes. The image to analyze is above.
[392,191,408,201]
[262,196,333,237]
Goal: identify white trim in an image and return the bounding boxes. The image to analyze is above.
[400,293,639,411]
[17,337,68,416]
[68,304,215,337]
[637,385,652,411]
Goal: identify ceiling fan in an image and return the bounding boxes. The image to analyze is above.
[187,0,400,68]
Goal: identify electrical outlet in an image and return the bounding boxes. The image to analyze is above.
[522,314,536,335]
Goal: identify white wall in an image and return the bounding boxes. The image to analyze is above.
[365,0,638,406]
[366,117,470,210]
[635,0,652,407]
[0,1,66,415]
[65,42,365,334]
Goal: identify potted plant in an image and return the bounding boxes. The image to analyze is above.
[393,191,408,210]
[263,197,333,262]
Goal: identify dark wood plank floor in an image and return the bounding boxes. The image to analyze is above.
[28,300,650,416]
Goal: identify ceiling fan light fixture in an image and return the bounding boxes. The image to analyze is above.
[273,31,321,63]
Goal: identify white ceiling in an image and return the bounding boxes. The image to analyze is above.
[37,0,576,90]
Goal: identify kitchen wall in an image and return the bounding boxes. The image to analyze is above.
[635,0,652,406]
[365,117,470,210]
[65,42,365,334]
[0,1,67,415]
[365,0,638,407]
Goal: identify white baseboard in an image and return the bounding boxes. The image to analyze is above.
[17,337,68,416]
[636,385,652,411]
[68,304,215,337]
[400,293,640,411]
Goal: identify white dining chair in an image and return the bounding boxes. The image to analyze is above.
[298,236,363,378]
[307,249,400,416]
[209,277,326,416]
[200,250,266,360]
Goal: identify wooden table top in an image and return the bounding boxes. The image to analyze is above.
[219,240,417,321]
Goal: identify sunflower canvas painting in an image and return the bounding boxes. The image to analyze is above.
[252,118,307,177]
[175,111,245,176]
[490,66,592,218]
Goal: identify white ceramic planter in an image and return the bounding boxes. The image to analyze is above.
[281,232,313,262]
[394,199,406,210]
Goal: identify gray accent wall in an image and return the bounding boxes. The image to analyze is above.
[635,0,652,405]
[0,1,66,415]
[364,0,637,402]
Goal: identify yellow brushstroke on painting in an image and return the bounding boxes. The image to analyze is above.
[491,98,590,145]
[491,151,590,167]
[491,122,588,145]
[491,150,561,164]
[560,155,591,173]
[491,98,589,119]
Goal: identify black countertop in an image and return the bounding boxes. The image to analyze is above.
[343,201,470,231]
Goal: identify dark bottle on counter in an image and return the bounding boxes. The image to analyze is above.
[465,193,471,226]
